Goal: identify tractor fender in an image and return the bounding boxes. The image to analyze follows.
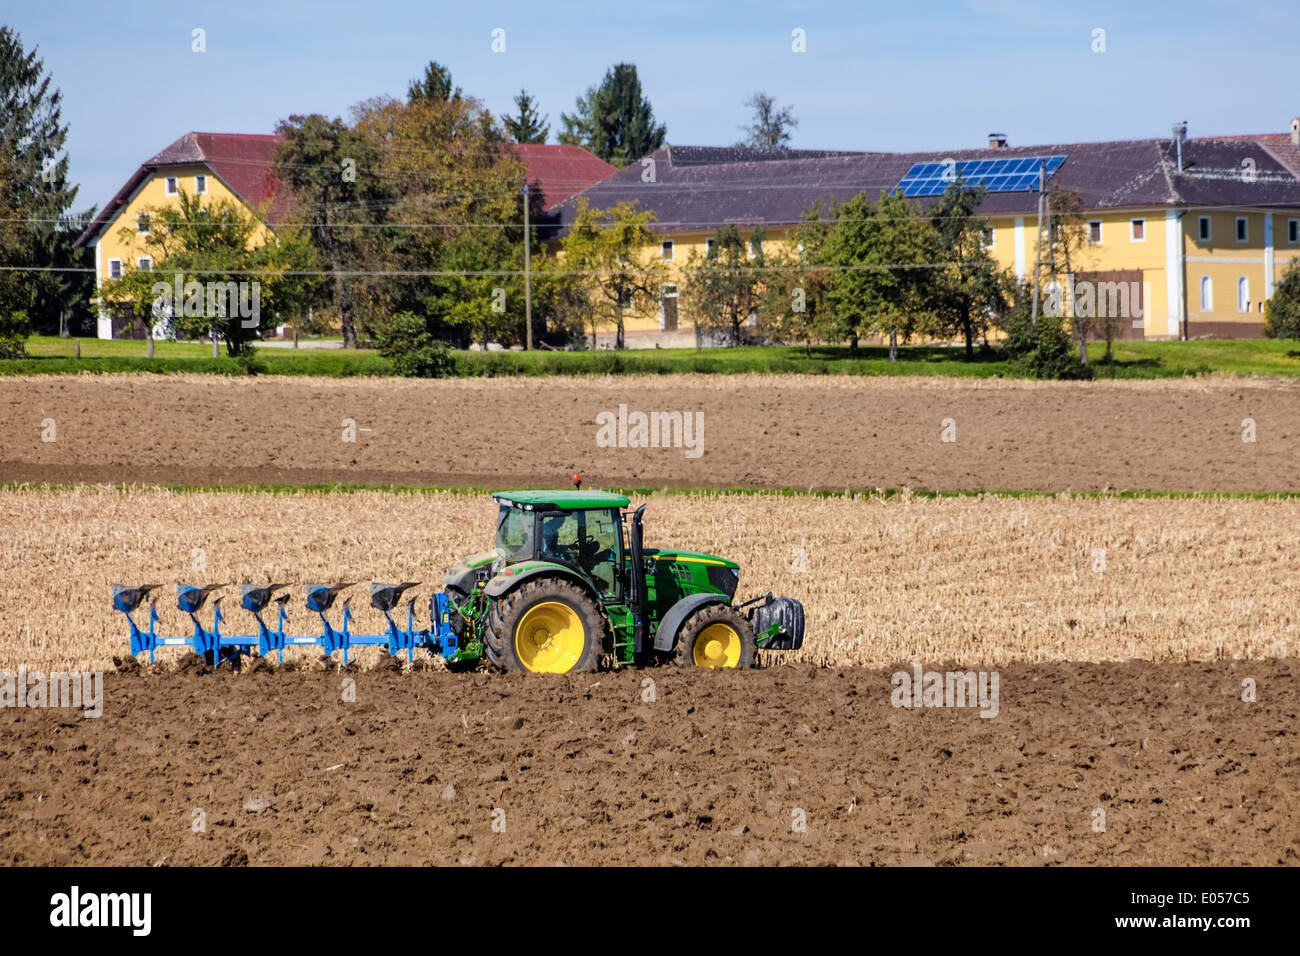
[484,562,598,602]
[653,593,729,652]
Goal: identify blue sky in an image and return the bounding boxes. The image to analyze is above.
[8,0,1299,213]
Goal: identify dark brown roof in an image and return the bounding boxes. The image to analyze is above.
[547,137,1300,235]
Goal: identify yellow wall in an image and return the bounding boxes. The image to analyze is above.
[94,165,273,289]
[616,227,799,335]
[638,204,1300,342]
[1184,211,1300,334]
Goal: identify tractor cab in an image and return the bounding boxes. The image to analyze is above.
[492,490,631,599]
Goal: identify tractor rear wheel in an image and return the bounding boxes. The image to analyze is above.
[488,578,605,674]
[673,604,755,669]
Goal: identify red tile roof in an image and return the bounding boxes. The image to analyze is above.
[510,143,617,209]
[75,132,293,248]
[77,133,616,247]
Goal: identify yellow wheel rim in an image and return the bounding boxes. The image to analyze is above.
[693,622,742,668]
[515,601,586,673]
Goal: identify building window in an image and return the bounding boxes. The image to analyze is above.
[1238,276,1250,313]
[1200,275,1213,312]
[1088,220,1102,244]
[1130,218,1145,242]
[1289,219,1298,243]
[1236,217,1248,242]
[660,240,674,261]
[747,237,761,259]
[108,258,122,279]
[1198,216,1211,242]
[980,226,994,250]
[705,237,716,258]
[617,288,633,312]
[137,213,151,234]
[165,176,178,196]
[195,174,207,195]
[137,257,152,271]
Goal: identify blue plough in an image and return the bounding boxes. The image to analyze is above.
[113,581,460,667]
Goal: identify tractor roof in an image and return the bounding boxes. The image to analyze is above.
[492,489,631,510]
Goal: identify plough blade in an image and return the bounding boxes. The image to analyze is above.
[241,583,290,613]
[112,584,162,614]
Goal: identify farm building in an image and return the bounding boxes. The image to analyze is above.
[548,120,1300,345]
[73,132,617,339]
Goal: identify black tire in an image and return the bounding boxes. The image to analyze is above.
[672,604,755,669]
[486,577,606,674]
[484,597,506,665]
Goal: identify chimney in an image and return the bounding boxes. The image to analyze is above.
[1292,117,1300,147]
[1172,121,1188,172]
[988,133,1008,149]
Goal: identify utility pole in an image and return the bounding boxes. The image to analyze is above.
[1030,160,1045,326]
[522,184,532,350]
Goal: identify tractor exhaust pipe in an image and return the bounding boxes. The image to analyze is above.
[629,504,647,653]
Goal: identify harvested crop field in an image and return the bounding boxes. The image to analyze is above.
[3,373,1300,492]
[1,661,1294,866]
[1,486,1297,673]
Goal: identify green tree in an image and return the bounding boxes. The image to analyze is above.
[926,180,1010,360]
[408,61,461,103]
[560,198,662,348]
[738,92,797,149]
[348,92,530,346]
[1001,280,1091,379]
[374,311,454,377]
[1036,186,1094,365]
[766,208,835,355]
[682,223,768,347]
[559,64,666,167]
[821,191,934,361]
[0,25,80,357]
[101,191,311,355]
[503,89,550,144]
[1264,259,1300,339]
[31,206,97,336]
[273,113,394,347]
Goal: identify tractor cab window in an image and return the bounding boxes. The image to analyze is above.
[539,509,621,598]
[495,505,534,562]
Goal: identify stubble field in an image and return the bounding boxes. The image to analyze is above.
[1,486,1297,673]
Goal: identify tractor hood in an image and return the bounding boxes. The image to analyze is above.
[643,548,739,570]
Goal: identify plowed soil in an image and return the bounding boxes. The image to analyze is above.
[2,660,1295,866]
[3,374,1300,492]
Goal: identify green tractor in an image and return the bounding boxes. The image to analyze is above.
[439,489,804,674]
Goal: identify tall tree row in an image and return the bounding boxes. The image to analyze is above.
[0,26,87,355]
[559,63,666,167]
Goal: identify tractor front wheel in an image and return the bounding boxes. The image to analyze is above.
[673,604,755,669]
[488,578,605,674]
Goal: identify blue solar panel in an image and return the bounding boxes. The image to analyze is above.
[893,154,1068,197]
